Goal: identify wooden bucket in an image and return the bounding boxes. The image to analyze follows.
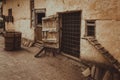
[4,31,21,51]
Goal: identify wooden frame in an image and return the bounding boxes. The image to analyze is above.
[30,0,34,28]
[34,8,46,43]
[34,8,46,27]
[57,10,82,51]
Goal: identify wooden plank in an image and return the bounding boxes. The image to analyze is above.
[103,71,113,80]
[82,68,91,77]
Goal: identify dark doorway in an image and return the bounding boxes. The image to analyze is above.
[36,13,45,25]
[61,11,81,58]
[35,9,45,43]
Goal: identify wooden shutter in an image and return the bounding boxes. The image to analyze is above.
[42,15,59,49]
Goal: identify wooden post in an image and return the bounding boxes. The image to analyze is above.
[91,65,106,80]
[103,71,113,80]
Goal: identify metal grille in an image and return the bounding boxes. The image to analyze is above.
[61,12,81,57]
[86,21,95,36]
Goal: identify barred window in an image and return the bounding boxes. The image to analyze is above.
[86,20,95,36]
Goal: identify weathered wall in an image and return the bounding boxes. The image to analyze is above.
[3,0,34,40]
[81,20,120,65]
[96,20,120,61]
[34,0,46,9]
[45,0,120,65]
[2,0,120,65]
[45,0,118,19]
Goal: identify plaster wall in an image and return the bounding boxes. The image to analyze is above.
[3,0,34,40]
[45,0,120,64]
[2,0,120,64]
[34,0,46,9]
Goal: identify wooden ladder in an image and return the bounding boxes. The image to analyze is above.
[83,37,120,72]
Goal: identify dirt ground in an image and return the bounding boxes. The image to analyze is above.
[0,35,86,80]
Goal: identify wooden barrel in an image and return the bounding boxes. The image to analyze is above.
[4,31,21,51]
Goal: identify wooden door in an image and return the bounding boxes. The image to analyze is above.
[35,26,42,43]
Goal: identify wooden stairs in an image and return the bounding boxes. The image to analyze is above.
[83,37,120,72]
